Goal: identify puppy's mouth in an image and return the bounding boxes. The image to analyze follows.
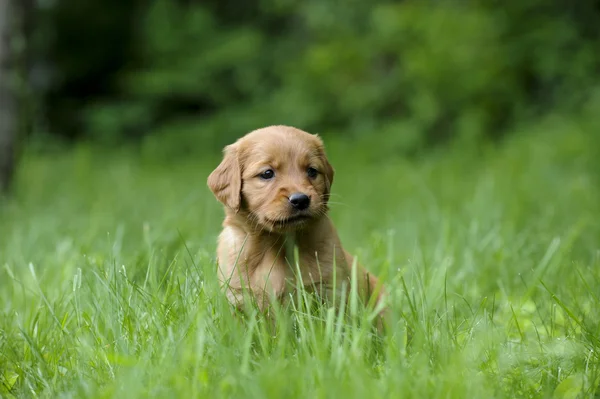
[267,214,312,226]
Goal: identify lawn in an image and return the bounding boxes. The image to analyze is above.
[1,117,599,398]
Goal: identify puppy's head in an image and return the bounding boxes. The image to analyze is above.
[207,126,334,232]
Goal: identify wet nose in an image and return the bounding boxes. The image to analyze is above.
[289,192,310,210]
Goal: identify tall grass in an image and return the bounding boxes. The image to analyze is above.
[1,117,599,398]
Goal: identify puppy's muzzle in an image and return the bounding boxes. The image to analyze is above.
[289,192,310,211]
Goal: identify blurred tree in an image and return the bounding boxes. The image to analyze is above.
[42,0,143,140]
[0,0,34,193]
[28,0,600,156]
[0,0,16,193]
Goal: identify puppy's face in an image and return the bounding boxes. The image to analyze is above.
[208,126,334,233]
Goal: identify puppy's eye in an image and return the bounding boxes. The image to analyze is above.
[259,169,275,180]
[307,167,318,178]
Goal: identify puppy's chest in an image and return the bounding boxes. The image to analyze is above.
[219,226,345,292]
[279,232,339,283]
[246,233,336,288]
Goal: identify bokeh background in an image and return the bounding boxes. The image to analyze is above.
[2,0,600,164]
[2,1,600,397]
[2,0,600,298]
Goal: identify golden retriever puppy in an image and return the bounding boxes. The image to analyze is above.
[207,125,386,323]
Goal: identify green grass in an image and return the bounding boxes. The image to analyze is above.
[1,116,600,398]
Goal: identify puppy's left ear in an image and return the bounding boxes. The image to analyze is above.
[323,156,335,193]
[314,134,335,198]
[207,144,242,212]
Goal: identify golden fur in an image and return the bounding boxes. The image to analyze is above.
[207,125,386,322]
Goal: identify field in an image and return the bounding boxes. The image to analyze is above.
[1,118,599,398]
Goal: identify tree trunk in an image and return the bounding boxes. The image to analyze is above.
[0,0,15,193]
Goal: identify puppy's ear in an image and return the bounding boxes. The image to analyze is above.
[323,156,335,193]
[207,144,242,212]
[313,134,335,198]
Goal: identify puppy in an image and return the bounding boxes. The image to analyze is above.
[207,126,386,323]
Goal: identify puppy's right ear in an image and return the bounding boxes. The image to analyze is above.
[207,144,242,212]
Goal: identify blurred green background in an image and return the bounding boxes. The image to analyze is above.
[5,0,600,158]
[2,1,600,397]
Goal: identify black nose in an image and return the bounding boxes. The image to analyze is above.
[289,193,310,210]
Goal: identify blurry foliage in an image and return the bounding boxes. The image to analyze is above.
[37,0,600,155]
